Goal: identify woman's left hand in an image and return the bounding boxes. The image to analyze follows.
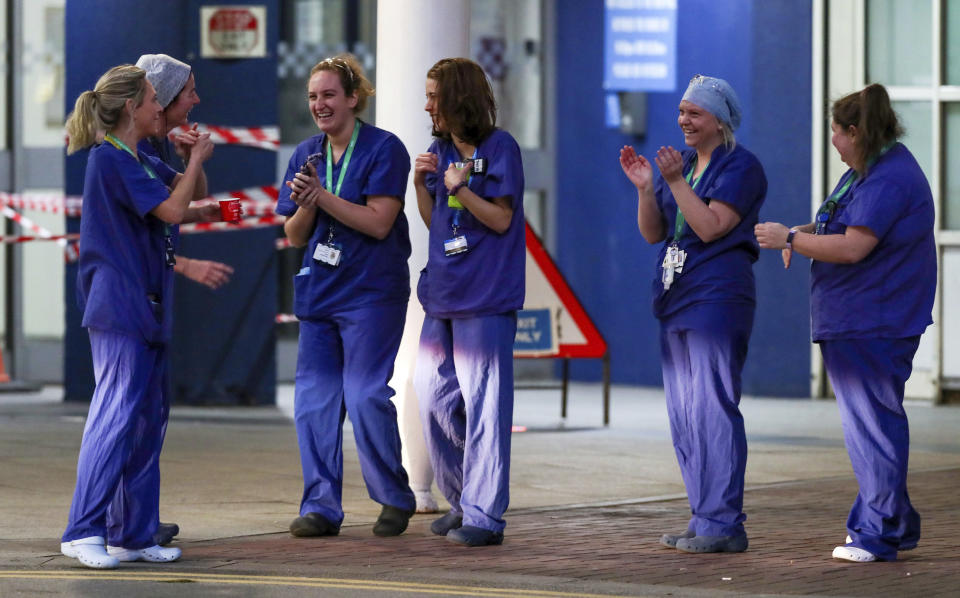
[654,146,685,184]
[754,221,790,249]
[289,162,325,208]
[444,162,471,194]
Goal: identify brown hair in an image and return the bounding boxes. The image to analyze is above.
[831,83,903,173]
[309,54,374,114]
[427,58,497,145]
[65,65,147,154]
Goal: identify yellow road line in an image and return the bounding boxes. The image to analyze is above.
[0,570,634,598]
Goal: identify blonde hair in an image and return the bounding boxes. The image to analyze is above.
[309,54,375,114]
[65,65,147,154]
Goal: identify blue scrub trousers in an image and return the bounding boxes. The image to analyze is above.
[820,336,921,561]
[63,329,167,549]
[414,313,517,533]
[660,302,753,538]
[294,303,415,525]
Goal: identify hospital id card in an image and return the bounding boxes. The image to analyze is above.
[314,242,343,267]
[444,235,469,256]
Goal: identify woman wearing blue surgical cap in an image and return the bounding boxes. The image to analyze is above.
[619,75,767,553]
[755,84,935,563]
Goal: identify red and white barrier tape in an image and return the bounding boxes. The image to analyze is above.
[0,192,83,217]
[180,214,285,234]
[0,205,78,262]
[173,124,280,151]
[1,185,281,218]
[0,233,80,244]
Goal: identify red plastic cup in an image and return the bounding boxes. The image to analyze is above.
[219,198,242,223]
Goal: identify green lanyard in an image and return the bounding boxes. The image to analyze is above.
[104,134,158,180]
[326,120,361,196]
[673,158,709,242]
[321,120,361,243]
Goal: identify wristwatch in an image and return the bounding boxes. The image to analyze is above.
[786,227,799,250]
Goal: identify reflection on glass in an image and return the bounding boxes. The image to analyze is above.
[277,0,376,144]
[948,0,960,85]
[866,0,932,86]
[523,191,546,240]
[944,104,960,230]
[892,101,932,184]
[0,2,7,151]
[471,0,543,150]
[22,0,64,147]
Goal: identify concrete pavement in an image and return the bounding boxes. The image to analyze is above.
[0,382,958,596]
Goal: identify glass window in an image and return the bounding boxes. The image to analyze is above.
[22,0,65,148]
[866,0,932,86]
[892,101,932,183]
[524,191,546,240]
[944,103,960,230]
[948,0,960,85]
[0,0,7,151]
[21,196,65,338]
[277,0,376,144]
[471,0,543,149]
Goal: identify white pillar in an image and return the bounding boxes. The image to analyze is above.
[377,0,470,510]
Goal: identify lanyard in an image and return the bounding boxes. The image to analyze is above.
[673,157,709,242]
[448,147,478,211]
[814,143,894,234]
[322,120,361,243]
[104,134,158,180]
[448,148,477,234]
[325,120,361,196]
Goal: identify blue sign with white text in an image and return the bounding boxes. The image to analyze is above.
[514,309,554,354]
[603,0,677,92]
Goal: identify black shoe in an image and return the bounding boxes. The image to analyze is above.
[289,512,340,537]
[372,505,415,537]
[153,522,180,546]
[430,511,463,536]
[675,534,748,553]
[446,525,503,547]
[659,528,695,548]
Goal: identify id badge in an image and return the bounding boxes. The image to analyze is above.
[444,235,469,256]
[313,242,343,267]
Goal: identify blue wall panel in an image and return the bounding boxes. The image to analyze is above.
[556,0,811,396]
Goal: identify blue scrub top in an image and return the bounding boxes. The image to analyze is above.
[137,136,184,331]
[652,144,767,320]
[416,129,526,318]
[276,121,412,319]
[77,142,178,345]
[811,143,935,341]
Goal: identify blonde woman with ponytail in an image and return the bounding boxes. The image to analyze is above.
[60,64,213,569]
[756,83,936,563]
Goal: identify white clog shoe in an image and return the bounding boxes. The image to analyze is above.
[832,545,877,562]
[107,544,181,563]
[61,536,120,569]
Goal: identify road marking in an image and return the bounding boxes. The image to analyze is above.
[0,570,634,597]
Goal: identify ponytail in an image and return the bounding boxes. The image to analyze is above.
[831,83,903,173]
[64,65,147,155]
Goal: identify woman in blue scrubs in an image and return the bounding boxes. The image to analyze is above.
[412,58,525,547]
[619,75,767,553]
[755,83,936,563]
[276,54,416,538]
[61,64,213,569]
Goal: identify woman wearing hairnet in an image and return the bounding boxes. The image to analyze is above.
[619,75,767,553]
